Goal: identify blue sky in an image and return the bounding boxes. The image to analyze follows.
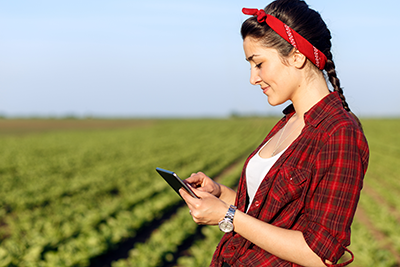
[1,0,399,118]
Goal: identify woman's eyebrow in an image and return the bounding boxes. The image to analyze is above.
[246,54,259,62]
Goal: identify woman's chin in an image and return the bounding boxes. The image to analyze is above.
[267,97,280,106]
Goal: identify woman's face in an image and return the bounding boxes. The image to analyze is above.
[243,37,301,106]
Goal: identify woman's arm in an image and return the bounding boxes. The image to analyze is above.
[217,183,236,206]
[233,209,331,266]
[180,188,330,267]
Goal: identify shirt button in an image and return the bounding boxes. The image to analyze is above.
[254,201,260,207]
[230,246,236,250]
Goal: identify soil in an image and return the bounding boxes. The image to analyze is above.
[0,119,155,135]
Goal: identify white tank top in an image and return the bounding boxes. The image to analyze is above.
[246,141,288,212]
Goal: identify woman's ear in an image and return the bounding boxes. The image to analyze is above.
[291,50,307,69]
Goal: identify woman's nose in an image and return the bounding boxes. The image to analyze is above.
[249,68,261,85]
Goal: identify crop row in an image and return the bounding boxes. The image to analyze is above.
[111,154,245,267]
[0,118,272,266]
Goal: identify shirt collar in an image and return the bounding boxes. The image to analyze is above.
[282,92,343,128]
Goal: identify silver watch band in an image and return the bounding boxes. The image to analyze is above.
[225,205,237,220]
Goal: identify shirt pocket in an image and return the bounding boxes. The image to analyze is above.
[270,167,308,204]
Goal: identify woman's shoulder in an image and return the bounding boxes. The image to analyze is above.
[306,92,363,136]
[321,107,361,134]
[317,105,369,161]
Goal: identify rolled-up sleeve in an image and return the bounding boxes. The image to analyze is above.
[303,125,368,265]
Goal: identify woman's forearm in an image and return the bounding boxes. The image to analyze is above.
[233,210,328,267]
[218,184,237,205]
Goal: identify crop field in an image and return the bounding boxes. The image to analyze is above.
[0,117,399,267]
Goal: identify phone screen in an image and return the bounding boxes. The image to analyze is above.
[156,167,199,199]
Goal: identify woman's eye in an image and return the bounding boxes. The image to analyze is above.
[255,63,262,69]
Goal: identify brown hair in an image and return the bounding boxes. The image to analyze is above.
[241,0,362,127]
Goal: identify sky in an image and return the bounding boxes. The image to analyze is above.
[1,0,399,118]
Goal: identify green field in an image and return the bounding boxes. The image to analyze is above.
[0,118,399,267]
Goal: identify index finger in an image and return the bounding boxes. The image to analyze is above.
[185,172,206,187]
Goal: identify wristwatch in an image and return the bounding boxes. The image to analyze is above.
[218,205,237,233]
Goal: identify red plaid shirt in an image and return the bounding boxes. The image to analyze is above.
[210,92,369,267]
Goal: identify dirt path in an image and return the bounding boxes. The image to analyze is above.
[0,119,154,135]
[354,205,400,265]
[90,154,245,267]
[164,155,245,267]
[362,183,400,225]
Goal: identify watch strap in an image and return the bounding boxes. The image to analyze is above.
[225,205,237,220]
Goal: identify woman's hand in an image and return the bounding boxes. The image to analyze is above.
[179,186,229,225]
[184,172,222,197]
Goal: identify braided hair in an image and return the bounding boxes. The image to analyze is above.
[241,0,362,127]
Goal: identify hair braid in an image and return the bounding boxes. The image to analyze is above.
[324,51,350,112]
[324,50,362,128]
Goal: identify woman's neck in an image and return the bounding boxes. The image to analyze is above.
[291,70,330,118]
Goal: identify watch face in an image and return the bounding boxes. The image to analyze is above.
[219,219,234,233]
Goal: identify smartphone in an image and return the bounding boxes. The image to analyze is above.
[156,167,199,199]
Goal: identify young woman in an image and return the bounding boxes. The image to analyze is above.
[179,0,369,266]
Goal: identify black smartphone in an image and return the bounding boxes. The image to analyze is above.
[156,167,199,199]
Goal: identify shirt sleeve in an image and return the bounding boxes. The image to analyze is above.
[302,125,367,265]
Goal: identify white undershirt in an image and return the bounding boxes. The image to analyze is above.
[246,141,288,212]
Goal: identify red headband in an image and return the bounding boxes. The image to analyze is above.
[242,8,327,70]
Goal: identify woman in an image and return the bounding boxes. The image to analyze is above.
[179,0,369,266]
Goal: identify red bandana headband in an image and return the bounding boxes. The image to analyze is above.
[242,8,327,70]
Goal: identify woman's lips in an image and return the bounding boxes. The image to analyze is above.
[262,86,270,94]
